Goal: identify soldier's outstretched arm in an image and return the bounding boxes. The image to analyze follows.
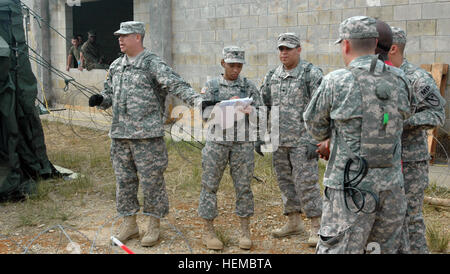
[151,58,201,107]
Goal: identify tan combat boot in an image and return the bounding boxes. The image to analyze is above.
[202,219,223,250]
[307,216,321,247]
[116,215,139,243]
[239,217,252,250]
[141,215,160,247]
[271,212,305,238]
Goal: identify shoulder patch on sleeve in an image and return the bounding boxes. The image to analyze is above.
[425,93,441,107]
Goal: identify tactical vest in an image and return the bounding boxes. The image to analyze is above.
[264,62,314,107]
[209,77,250,101]
[346,56,406,168]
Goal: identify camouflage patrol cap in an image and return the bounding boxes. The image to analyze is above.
[391,27,407,45]
[114,21,146,36]
[222,46,245,64]
[88,30,97,37]
[334,16,379,44]
[277,33,301,49]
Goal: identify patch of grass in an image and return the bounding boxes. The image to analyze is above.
[425,181,450,199]
[426,222,450,253]
[16,201,74,228]
[57,175,93,199]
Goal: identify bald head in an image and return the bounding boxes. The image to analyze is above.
[375,20,393,60]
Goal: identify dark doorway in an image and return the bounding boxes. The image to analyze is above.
[72,0,133,66]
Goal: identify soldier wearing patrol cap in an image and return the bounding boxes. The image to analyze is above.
[88,21,202,248]
[198,46,263,250]
[80,30,107,70]
[259,33,323,247]
[389,27,446,254]
[304,16,413,253]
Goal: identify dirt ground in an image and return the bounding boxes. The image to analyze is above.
[0,120,448,254]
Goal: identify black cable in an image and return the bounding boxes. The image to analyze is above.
[342,156,379,214]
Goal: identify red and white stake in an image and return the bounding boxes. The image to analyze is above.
[111,236,135,254]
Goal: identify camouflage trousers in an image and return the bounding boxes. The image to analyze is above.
[111,138,169,218]
[273,146,322,218]
[316,183,407,254]
[198,141,255,220]
[403,161,429,254]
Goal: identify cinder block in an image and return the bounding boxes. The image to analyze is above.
[309,0,331,11]
[287,26,308,40]
[356,0,383,7]
[232,4,250,16]
[422,2,450,19]
[393,4,421,21]
[173,53,186,65]
[249,28,268,41]
[232,29,249,41]
[381,0,408,5]
[241,16,259,28]
[298,11,319,26]
[201,30,216,42]
[268,0,288,14]
[404,36,420,52]
[216,29,232,41]
[386,20,406,31]
[405,52,436,66]
[185,8,201,20]
[249,54,268,66]
[268,27,289,40]
[408,0,436,3]
[307,25,330,40]
[216,6,233,17]
[342,8,366,20]
[287,0,308,12]
[200,54,216,65]
[366,6,393,21]
[224,17,241,29]
[201,6,215,18]
[207,18,225,30]
[278,13,297,27]
[331,0,355,9]
[187,31,201,42]
[437,19,450,36]
[406,20,436,37]
[258,15,276,27]
[250,2,268,16]
[435,52,450,65]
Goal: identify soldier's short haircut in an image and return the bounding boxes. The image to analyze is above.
[394,43,405,54]
[349,38,377,53]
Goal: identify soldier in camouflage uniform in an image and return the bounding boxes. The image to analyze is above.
[80,30,108,70]
[88,21,201,247]
[304,16,413,254]
[388,27,446,254]
[66,36,81,71]
[259,33,323,247]
[198,46,263,250]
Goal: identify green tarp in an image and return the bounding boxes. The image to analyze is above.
[0,0,58,201]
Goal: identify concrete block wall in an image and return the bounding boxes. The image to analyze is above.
[171,0,450,131]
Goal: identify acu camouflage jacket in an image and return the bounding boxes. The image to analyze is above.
[99,49,201,139]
